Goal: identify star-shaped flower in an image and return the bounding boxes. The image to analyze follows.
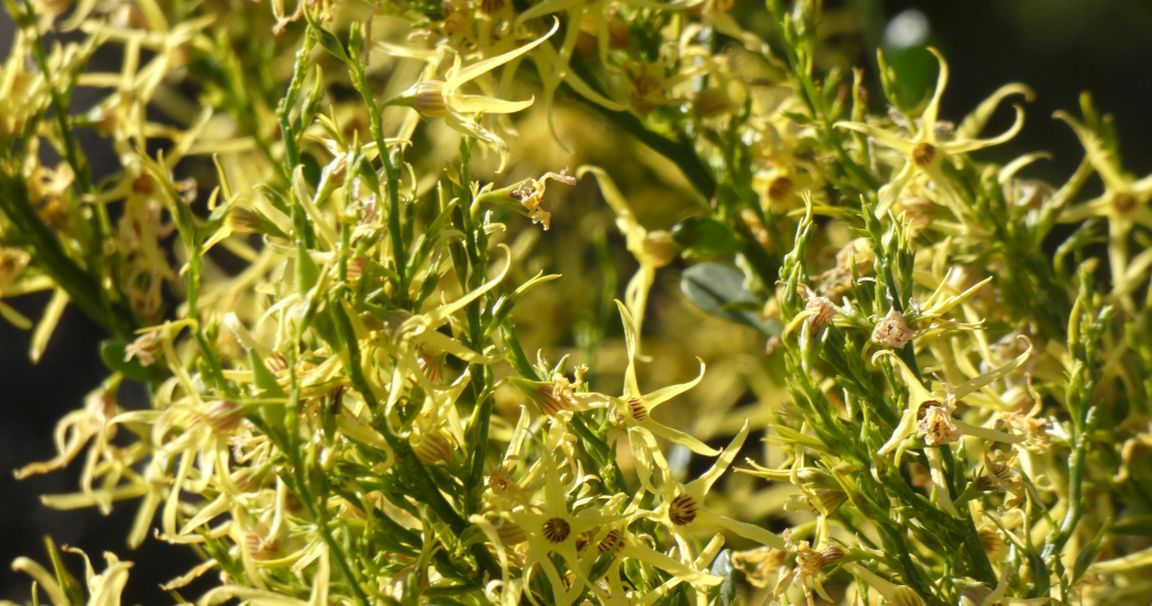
[836,48,1031,216]
[871,341,1031,462]
[1054,107,1152,304]
[634,421,785,550]
[385,20,559,171]
[612,300,717,456]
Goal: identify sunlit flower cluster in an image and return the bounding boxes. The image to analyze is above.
[3,0,1149,605]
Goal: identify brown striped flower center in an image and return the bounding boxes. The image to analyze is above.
[627,397,648,422]
[543,517,571,543]
[669,494,698,526]
[597,529,624,554]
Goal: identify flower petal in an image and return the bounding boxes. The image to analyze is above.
[1053,110,1129,191]
[689,420,748,494]
[919,47,950,137]
[641,421,720,457]
[451,19,560,86]
[452,93,535,115]
[943,103,1026,154]
[956,83,1033,141]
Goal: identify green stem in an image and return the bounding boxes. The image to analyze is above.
[331,304,501,579]
[346,60,407,292]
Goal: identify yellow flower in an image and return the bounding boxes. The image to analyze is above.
[613,300,717,456]
[634,421,785,550]
[376,246,512,421]
[386,20,559,171]
[580,166,679,343]
[474,169,577,231]
[498,428,625,604]
[868,337,1033,514]
[9,547,133,606]
[836,48,1031,216]
[1053,106,1152,306]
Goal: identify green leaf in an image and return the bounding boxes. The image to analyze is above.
[680,263,779,334]
[307,17,350,65]
[1073,519,1110,583]
[671,217,741,258]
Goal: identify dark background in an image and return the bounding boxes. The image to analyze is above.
[4,1,1152,602]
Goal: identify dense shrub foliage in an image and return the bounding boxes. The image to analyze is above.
[2,0,1150,604]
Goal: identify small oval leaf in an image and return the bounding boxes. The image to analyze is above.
[671,217,741,258]
[681,263,780,335]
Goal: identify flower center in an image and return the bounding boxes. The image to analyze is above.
[912,142,938,167]
[487,465,517,495]
[1112,192,1137,215]
[411,430,453,465]
[535,382,574,416]
[598,529,624,554]
[202,400,243,435]
[668,494,699,526]
[412,81,450,118]
[542,517,571,543]
[627,397,649,422]
[768,175,794,201]
[872,308,913,349]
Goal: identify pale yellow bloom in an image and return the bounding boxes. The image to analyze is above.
[836,48,1030,216]
[634,421,785,550]
[386,20,560,171]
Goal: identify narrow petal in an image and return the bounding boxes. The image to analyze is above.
[416,330,489,363]
[997,151,1051,185]
[417,245,511,328]
[920,47,950,136]
[957,83,1033,141]
[643,358,706,409]
[871,352,934,456]
[451,19,560,86]
[954,419,1024,444]
[452,93,535,115]
[1053,111,1129,191]
[689,420,748,494]
[919,274,992,319]
[943,103,1026,154]
[696,509,785,549]
[835,120,916,153]
[871,350,935,405]
[642,421,720,457]
[614,300,642,397]
[617,542,723,587]
[952,336,1031,400]
[1057,195,1111,224]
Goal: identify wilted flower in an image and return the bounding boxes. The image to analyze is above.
[871,340,1031,460]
